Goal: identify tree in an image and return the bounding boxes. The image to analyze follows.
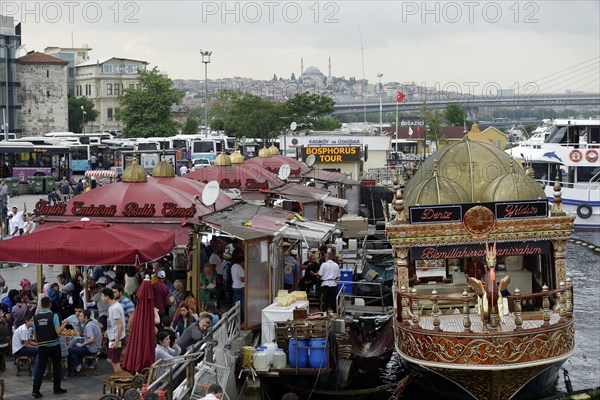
[421,103,443,150]
[284,92,335,130]
[181,115,200,134]
[224,93,286,139]
[118,67,184,137]
[313,117,342,131]
[445,103,467,126]
[68,97,98,133]
[209,89,244,134]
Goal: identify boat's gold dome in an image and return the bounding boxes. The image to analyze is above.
[405,139,512,202]
[122,158,148,182]
[405,173,469,208]
[481,165,546,202]
[230,150,244,164]
[268,144,280,156]
[258,146,271,158]
[152,158,175,177]
[214,152,232,166]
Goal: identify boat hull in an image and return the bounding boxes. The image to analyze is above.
[406,360,563,400]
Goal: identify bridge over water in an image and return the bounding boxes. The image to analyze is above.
[333,94,600,115]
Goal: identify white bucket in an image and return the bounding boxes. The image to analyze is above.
[348,239,358,251]
[355,298,365,306]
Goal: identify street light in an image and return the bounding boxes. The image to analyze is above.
[200,49,212,137]
[377,73,383,132]
[1,43,16,141]
[80,105,87,134]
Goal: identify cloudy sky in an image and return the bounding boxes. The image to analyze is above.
[7,1,600,93]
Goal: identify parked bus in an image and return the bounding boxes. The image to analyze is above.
[0,142,70,181]
[189,137,234,161]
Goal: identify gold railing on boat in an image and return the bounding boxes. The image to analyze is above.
[396,279,573,334]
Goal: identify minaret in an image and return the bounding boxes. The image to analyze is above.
[328,56,331,78]
[301,57,304,84]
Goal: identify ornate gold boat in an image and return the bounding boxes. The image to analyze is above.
[386,137,575,400]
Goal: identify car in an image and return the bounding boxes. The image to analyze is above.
[193,158,211,169]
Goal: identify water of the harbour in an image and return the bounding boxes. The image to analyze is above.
[309,232,600,400]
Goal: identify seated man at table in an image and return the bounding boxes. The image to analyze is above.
[67,310,102,375]
[62,306,84,336]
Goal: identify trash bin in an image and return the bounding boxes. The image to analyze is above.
[5,177,19,196]
[27,176,44,195]
[43,176,57,193]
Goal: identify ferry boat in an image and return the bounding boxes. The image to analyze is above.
[509,118,599,230]
[386,137,576,400]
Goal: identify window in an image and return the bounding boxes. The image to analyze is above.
[129,83,135,89]
[85,84,91,96]
[114,83,120,96]
[107,108,113,121]
[107,83,113,95]
[46,70,49,78]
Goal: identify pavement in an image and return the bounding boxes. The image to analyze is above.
[1,266,115,400]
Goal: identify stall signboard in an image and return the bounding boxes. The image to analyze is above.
[409,200,547,224]
[412,241,552,260]
[34,200,196,218]
[301,146,361,163]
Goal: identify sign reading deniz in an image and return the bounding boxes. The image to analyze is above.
[301,146,361,163]
[409,200,548,224]
[35,200,196,218]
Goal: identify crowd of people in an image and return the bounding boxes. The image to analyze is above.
[0,258,223,398]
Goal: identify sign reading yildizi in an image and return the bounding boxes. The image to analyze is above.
[301,146,361,163]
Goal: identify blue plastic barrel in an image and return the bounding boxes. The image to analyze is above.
[308,338,327,368]
[288,338,308,368]
[338,269,353,294]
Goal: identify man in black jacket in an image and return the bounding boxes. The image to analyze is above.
[32,296,69,398]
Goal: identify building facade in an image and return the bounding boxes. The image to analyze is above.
[18,52,69,136]
[44,46,92,98]
[75,57,147,132]
[0,15,22,136]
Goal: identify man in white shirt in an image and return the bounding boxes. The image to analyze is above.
[101,288,125,373]
[200,384,223,399]
[9,203,26,236]
[12,315,38,358]
[231,255,245,323]
[317,253,340,314]
[179,163,188,176]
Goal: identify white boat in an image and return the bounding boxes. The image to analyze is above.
[509,118,600,230]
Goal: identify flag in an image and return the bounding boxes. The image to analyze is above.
[396,91,406,103]
[417,126,421,133]
[408,126,414,136]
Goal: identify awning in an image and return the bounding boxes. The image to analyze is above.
[302,169,360,185]
[322,196,349,207]
[283,219,337,243]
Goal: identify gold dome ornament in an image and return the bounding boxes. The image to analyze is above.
[405,161,469,208]
[214,151,232,166]
[258,146,272,158]
[152,155,175,178]
[481,159,545,202]
[268,144,280,156]
[230,149,245,164]
[122,157,148,183]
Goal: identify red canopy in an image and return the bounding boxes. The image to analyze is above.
[245,155,310,177]
[34,177,235,245]
[0,220,175,265]
[185,164,284,190]
[122,278,156,374]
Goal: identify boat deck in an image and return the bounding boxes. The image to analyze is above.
[416,312,561,333]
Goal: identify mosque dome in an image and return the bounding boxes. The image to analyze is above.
[404,138,513,202]
[122,157,148,183]
[230,150,245,164]
[214,152,232,166]
[481,162,546,202]
[303,66,324,76]
[151,157,175,178]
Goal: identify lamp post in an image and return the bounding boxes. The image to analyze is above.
[80,105,86,134]
[1,43,15,141]
[377,73,383,132]
[200,49,212,137]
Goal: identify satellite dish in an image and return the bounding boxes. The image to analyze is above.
[80,217,91,222]
[278,164,291,180]
[305,154,316,167]
[202,180,220,207]
[290,121,297,131]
